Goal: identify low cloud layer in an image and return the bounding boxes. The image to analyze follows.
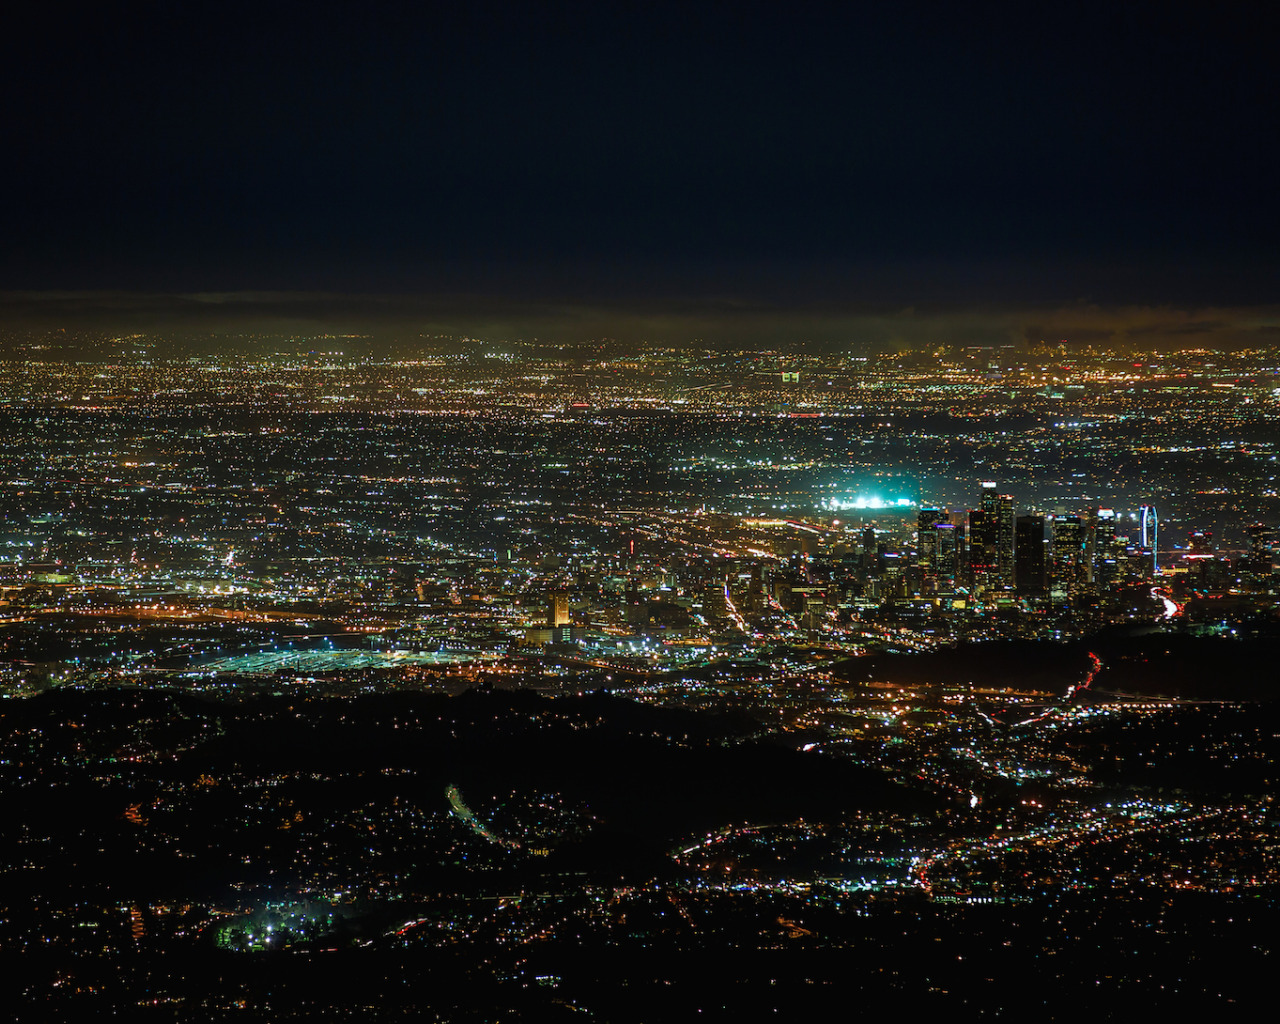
[1,289,1277,355]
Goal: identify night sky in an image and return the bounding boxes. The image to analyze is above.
[3,1,1276,343]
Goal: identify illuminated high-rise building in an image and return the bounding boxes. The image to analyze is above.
[933,522,959,590]
[947,510,968,583]
[970,483,1015,590]
[994,498,1015,587]
[1245,523,1279,578]
[915,508,959,593]
[916,508,943,570]
[546,589,570,627]
[1050,515,1089,596]
[1093,508,1121,586]
[702,579,729,621]
[1140,504,1159,574]
[1081,508,1098,584]
[967,506,997,589]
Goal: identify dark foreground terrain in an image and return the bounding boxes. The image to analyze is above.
[3,644,1277,1020]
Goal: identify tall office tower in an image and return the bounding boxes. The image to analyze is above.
[948,509,969,583]
[934,522,959,590]
[1245,523,1280,576]
[745,566,766,613]
[1014,514,1047,594]
[1140,504,1159,574]
[916,508,944,570]
[1094,507,1117,544]
[977,483,1015,586]
[1050,515,1089,596]
[967,507,997,590]
[996,496,1015,587]
[702,579,729,621]
[1093,508,1121,586]
[1081,507,1098,584]
[546,589,570,627]
[970,483,1015,590]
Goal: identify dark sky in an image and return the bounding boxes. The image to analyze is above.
[3,1,1276,340]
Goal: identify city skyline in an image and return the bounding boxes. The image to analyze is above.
[3,345,1279,1017]
[4,3,1279,1017]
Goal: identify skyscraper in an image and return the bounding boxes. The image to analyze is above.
[1015,514,1047,595]
[917,508,943,571]
[970,483,1015,591]
[1140,504,1159,575]
[1093,508,1121,587]
[967,506,997,590]
[702,579,729,621]
[916,508,959,593]
[1050,515,1088,597]
[933,521,959,591]
[546,589,570,627]
[1245,523,1279,579]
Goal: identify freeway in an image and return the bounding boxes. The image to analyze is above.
[446,784,520,849]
